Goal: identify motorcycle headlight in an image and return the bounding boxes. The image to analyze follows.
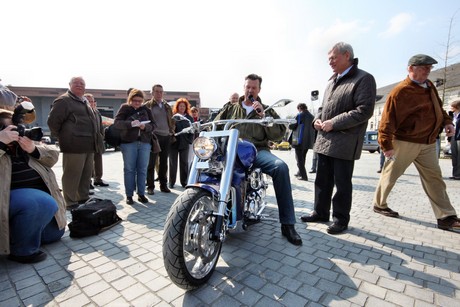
[193,136,216,160]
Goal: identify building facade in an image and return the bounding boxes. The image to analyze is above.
[7,86,200,136]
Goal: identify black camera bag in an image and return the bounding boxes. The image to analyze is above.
[68,198,122,238]
[104,124,122,148]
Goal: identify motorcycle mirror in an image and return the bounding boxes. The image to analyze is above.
[264,98,293,113]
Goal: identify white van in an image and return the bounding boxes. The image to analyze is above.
[363,131,380,153]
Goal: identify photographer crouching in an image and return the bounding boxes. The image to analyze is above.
[0,85,66,263]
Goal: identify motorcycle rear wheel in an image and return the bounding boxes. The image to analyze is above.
[163,188,222,290]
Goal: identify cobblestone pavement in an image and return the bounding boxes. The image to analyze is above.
[1,148,459,306]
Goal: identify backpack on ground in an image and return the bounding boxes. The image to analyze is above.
[104,124,121,148]
[68,198,122,238]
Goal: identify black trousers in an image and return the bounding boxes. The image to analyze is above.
[147,134,170,189]
[294,147,309,179]
[169,146,190,187]
[314,153,355,226]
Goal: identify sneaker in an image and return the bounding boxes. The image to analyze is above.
[126,197,134,205]
[373,206,399,218]
[437,216,460,231]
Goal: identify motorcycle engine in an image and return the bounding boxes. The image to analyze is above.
[244,168,267,220]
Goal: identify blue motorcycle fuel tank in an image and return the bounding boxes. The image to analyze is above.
[236,139,257,169]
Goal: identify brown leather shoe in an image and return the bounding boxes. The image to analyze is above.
[373,206,399,218]
[437,216,460,231]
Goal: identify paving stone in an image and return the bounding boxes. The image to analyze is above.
[2,150,459,306]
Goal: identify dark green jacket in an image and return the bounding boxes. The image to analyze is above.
[214,96,286,151]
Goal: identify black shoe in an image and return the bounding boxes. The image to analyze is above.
[308,170,316,174]
[377,169,382,173]
[154,177,159,181]
[169,183,175,189]
[448,176,460,180]
[373,206,399,218]
[297,177,308,181]
[281,224,302,246]
[294,171,300,177]
[437,215,460,231]
[147,188,155,195]
[89,183,95,190]
[327,223,348,235]
[160,186,171,193]
[138,195,148,203]
[126,197,134,205]
[8,250,47,263]
[89,191,94,195]
[300,212,329,223]
[94,180,109,187]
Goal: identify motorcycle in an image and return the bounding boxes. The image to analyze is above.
[162,99,294,290]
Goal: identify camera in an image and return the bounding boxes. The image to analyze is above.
[12,100,43,141]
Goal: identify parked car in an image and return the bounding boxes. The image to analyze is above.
[363,131,380,153]
[276,141,291,150]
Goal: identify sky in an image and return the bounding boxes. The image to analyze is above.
[2,0,460,117]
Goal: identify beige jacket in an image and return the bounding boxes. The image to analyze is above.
[0,145,67,255]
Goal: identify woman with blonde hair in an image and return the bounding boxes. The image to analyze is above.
[114,89,154,204]
[169,98,193,188]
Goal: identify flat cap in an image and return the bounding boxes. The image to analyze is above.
[408,54,438,66]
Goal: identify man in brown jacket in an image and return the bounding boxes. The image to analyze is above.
[373,54,460,231]
[47,77,101,208]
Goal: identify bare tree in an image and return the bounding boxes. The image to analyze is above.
[439,9,460,104]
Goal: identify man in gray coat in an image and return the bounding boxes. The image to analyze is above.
[47,77,101,209]
[300,42,376,234]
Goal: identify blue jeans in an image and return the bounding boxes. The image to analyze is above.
[121,141,151,197]
[9,188,64,256]
[253,150,296,225]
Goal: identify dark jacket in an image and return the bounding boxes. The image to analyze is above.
[289,110,315,149]
[114,104,154,144]
[94,109,105,153]
[314,58,376,160]
[171,114,194,151]
[214,96,285,151]
[47,91,101,153]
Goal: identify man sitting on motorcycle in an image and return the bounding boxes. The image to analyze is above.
[214,73,302,246]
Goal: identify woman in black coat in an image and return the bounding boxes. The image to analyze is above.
[169,98,194,188]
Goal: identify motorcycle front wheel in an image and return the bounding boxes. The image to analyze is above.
[163,188,222,290]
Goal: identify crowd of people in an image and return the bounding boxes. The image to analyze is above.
[1,41,459,264]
